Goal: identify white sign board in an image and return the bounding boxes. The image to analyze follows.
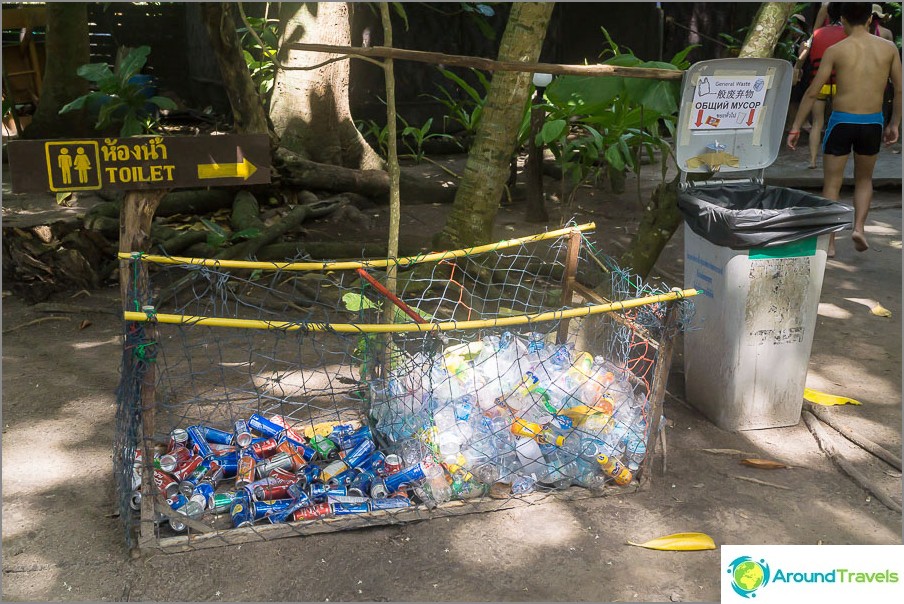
[689,76,768,130]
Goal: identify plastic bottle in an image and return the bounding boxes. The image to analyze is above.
[511,473,537,495]
[422,459,452,503]
[596,454,633,486]
[514,436,547,476]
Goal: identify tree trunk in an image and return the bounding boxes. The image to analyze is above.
[437,2,555,248]
[620,2,792,280]
[200,2,275,145]
[24,3,91,139]
[270,2,382,170]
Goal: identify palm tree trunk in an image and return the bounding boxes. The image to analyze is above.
[437,2,555,248]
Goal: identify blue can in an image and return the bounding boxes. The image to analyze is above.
[285,481,312,506]
[166,493,188,511]
[211,451,238,477]
[296,464,320,485]
[252,498,295,520]
[336,426,373,450]
[370,496,414,510]
[342,438,376,469]
[327,470,356,488]
[230,494,254,528]
[233,418,253,448]
[348,469,375,497]
[332,502,370,515]
[192,481,215,508]
[186,425,213,458]
[369,477,389,499]
[198,425,234,445]
[383,463,427,493]
[359,451,386,475]
[328,423,358,441]
[308,481,330,501]
[248,413,284,438]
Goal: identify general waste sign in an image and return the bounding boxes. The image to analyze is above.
[689,76,768,130]
[6,134,270,193]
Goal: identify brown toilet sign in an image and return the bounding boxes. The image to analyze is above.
[7,134,270,193]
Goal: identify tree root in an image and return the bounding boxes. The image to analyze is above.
[805,402,901,471]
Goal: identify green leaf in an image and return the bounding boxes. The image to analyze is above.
[206,232,227,248]
[604,144,625,171]
[546,75,622,115]
[341,292,381,312]
[96,99,124,129]
[391,2,409,30]
[669,44,700,69]
[149,95,177,110]
[200,217,228,239]
[230,228,261,241]
[439,67,483,106]
[77,62,114,83]
[118,46,151,83]
[59,95,90,114]
[539,119,568,145]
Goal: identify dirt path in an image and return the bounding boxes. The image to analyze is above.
[1,160,901,601]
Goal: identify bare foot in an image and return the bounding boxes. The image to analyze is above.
[852,231,869,252]
[807,163,817,169]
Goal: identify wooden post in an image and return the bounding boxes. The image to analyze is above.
[556,228,582,344]
[119,189,167,550]
[636,298,680,487]
[524,89,548,223]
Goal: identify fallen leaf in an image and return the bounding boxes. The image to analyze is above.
[870,304,892,318]
[78,319,92,330]
[803,388,861,406]
[627,532,716,551]
[740,458,789,470]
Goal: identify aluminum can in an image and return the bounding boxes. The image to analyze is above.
[310,435,338,459]
[250,436,279,458]
[186,425,213,458]
[236,453,256,488]
[383,462,426,493]
[320,459,348,482]
[165,493,188,511]
[332,502,370,515]
[285,482,312,505]
[328,424,357,441]
[192,481,215,509]
[336,426,373,451]
[341,438,376,469]
[153,468,180,498]
[207,443,237,456]
[296,464,321,485]
[269,467,298,482]
[369,478,389,499]
[348,469,374,497]
[370,496,414,510]
[360,451,386,475]
[198,425,233,445]
[230,495,254,528]
[129,490,142,511]
[327,470,356,488]
[172,455,204,482]
[203,460,225,487]
[233,418,253,448]
[383,454,403,475]
[276,438,307,471]
[159,445,191,473]
[291,502,332,521]
[170,500,203,532]
[327,494,369,505]
[247,413,284,439]
[268,414,308,446]
[255,451,293,478]
[308,481,329,501]
[210,491,238,514]
[169,428,189,450]
[252,498,295,520]
[211,451,238,477]
[253,482,291,501]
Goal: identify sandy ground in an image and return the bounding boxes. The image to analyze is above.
[1,147,901,602]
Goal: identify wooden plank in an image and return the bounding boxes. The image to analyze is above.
[1,7,48,29]
[150,485,629,553]
[556,229,582,345]
[571,282,659,351]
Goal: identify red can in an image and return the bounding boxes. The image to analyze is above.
[159,445,192,473]
[254,483,291,501]
[268,467,298,482]
[172,455,204,482]
[291,502,332,521]
[276,440,307,471]
[236,453,256,488]
[153,468,180,498]
[251,437,279,458]
[269,415,306,445]
[208,443,237,455]
[384,454,403,475]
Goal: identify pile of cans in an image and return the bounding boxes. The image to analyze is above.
[134,413,431,533]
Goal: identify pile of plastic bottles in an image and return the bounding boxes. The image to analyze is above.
[370,331,650,498]
[135,415,450,533]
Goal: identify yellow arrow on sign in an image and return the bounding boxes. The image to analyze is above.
[197,157,258,181]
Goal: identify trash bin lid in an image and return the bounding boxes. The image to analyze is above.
[675,58,792,174]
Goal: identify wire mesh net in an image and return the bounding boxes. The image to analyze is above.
[113,223,693,551]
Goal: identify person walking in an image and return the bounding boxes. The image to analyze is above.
[787,2,901,256]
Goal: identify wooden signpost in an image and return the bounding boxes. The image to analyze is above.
[6,133,270,550]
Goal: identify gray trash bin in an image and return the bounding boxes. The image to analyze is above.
[674,59,853,431]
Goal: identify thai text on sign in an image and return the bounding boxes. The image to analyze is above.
[689,76,768,130]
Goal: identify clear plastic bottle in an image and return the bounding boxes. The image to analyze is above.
[422,459,452,503]
[511,473,537,495]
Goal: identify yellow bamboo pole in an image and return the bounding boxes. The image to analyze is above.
[124,288,698,333]
[117,223,596,271]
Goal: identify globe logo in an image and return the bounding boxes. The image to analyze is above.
[727,556,770,598]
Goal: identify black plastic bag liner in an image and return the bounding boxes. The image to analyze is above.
[678,183,853,249]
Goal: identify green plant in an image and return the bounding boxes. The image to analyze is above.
[719,3,808,62]
[199,217,260,249]
[399,116,455,163]
[59,46,176,136]
[356,118,392,157]
[423,67,491,142]
[237,14,279,100]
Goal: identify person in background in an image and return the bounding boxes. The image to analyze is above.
[793,3,846,168]
[787,3,901,257]
[870,3,894,41]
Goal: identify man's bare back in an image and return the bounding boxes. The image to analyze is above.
[826,31,899,114]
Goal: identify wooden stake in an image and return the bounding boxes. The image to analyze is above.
[556,228,582,344]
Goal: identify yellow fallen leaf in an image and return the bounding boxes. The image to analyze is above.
[740,458,789,469]
[803,388,861,406]
[627,532,716,551]
[870,304,892,318]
